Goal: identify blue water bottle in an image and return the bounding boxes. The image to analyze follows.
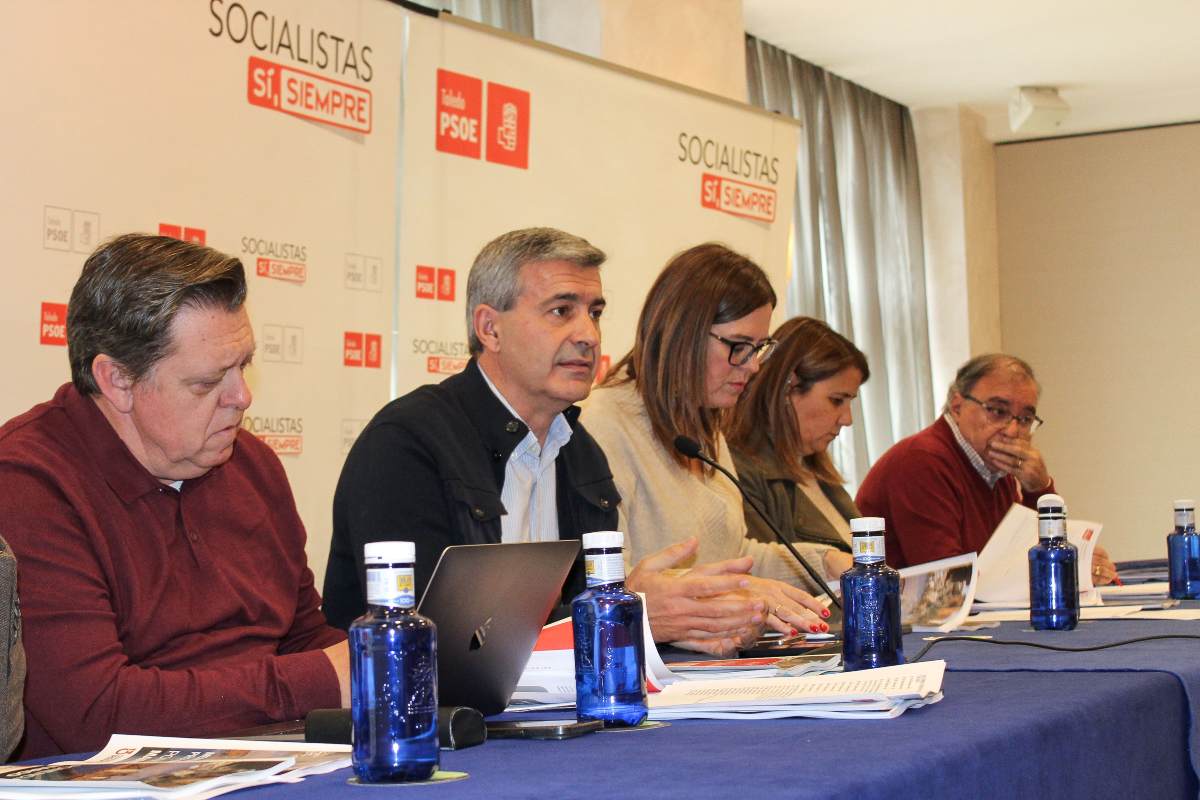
[572,531,648,727]
[841,517,904,671]
[1168,499,1200,599]
[349,541,438,782]
[1028,494,1079,631]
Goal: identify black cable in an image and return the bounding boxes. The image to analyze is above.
[910,633,1200,663]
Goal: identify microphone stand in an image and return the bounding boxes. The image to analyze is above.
[674,436,842,610]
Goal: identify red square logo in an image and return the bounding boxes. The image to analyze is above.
[486,82,530,169]
[436,69,483,159]
[39,302,68,346]
[158,223,182,239]
[364,333,382,369]
[183,227,206,245]
[415,265,436,299]
[436,268,456,301]
[343,332,364,367]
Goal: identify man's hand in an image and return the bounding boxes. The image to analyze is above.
[626,537,764,657]
[322,641,351,707]
[989,433,1051,493]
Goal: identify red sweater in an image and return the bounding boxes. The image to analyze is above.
[0,385,345,758]
[855,417,1055,569]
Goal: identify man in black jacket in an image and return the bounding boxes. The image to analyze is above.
[323,228,771,656]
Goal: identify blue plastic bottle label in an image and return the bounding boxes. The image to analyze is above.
[852,534,885,564]
[585,552,625,586]
[366,565,416,608]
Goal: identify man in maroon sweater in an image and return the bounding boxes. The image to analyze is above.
[0,234,348,758]
[857,354,1117,580]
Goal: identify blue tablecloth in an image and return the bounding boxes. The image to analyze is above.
[916,617,1200,782]
[233,620,1199,799]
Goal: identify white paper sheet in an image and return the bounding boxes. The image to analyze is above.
[975,504,1102,604]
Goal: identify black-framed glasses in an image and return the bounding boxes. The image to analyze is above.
[708,332,778,366]
[962,393,1044,432]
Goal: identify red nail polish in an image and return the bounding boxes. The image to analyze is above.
[809,624,820,633]
[821,608,831,618]
[821,623,829,632]
[790,628,799,636]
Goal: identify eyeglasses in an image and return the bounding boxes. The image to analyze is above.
[708,332,778,366]
[961,393,1044,432]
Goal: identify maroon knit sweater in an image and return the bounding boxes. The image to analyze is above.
[856,417,1055,569]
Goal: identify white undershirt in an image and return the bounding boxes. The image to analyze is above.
[478,367,572,543]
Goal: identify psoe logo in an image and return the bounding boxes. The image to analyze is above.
[699,173,776,223]
[486,82,529,169]
[40,302,68,346]
[248,56,372,134]
[415,266,455,301]
[344,332,382,368]
[159,223,206,244]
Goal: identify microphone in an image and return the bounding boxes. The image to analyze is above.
[673,435,842,610]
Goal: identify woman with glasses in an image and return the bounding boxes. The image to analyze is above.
[581,244,834,652]
[726,317,865,579]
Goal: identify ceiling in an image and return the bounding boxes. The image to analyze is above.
[741,0,1200,142]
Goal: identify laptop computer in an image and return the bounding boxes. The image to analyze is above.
[418,540,580,716]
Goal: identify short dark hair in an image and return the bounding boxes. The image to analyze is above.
[67,234,247,394]
[605,242,777,466]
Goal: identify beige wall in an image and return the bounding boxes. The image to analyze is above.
[996,123,1200,559]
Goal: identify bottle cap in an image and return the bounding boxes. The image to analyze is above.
[582,531,624,550]
[849,517,886,534]
[364,541,416,564]
[1037,494,1066,514]
[1175,499,1196,511]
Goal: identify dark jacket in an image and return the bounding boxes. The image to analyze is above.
[731,442,858,554]
[322,360,620,629]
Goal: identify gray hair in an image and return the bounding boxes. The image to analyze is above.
[465,228,606,354]
[68,233,247,394]
[943,353,1040,413]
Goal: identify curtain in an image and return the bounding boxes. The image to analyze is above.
[746,35,933,490]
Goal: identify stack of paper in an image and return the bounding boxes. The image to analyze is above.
[647,660,945,721]
[0,735,350,799]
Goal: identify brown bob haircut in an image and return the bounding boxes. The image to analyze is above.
[728,316,869,485]
[604,242,776,467]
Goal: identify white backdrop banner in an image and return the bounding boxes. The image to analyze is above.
[1,3,798,585]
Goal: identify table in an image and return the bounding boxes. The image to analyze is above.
[241,618,1200,799]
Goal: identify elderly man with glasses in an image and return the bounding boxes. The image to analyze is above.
[856,354,1117,582]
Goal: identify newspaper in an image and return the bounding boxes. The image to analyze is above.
[898,553,978,632]
[0,734,350,799]
[647,660,945,720]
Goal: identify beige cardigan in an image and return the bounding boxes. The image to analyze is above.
[579,382,837,594]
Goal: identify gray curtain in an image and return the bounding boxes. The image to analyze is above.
[440,0,534,36]
[746,35,933,490]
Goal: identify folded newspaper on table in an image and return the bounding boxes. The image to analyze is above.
[0,734,350,799]
[975,503,1102,605]
[648,660,945,720]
